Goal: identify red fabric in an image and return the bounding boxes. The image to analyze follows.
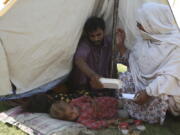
[70,96,118,129]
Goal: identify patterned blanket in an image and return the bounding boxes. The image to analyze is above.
[0,106,94,135]
[0,106,145,135]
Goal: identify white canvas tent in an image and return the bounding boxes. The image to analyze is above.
[0,0,170,100]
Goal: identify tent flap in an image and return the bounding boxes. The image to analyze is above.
[0,0,96,96]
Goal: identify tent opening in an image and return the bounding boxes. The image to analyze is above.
[0,0,178,101]
[168,0,180,28]
[0,0,16,16]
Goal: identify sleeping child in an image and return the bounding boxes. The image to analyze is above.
[23,94,125,129]
[50,96,119,129]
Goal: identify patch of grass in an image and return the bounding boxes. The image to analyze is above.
[0,101,27,135]
[0,122,27,135]
[0,102,12,112]
[142,123,174,135]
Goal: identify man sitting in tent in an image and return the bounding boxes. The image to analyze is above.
[70,17,114,96]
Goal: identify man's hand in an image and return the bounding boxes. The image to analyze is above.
[90,74,104,89]
[134,90,150,105]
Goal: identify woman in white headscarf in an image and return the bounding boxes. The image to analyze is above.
[118,2,180,124]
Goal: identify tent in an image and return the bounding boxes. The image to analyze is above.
[0,0,172,100]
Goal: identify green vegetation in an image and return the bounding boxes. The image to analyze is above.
[0,102,27,135]
[0,122,27,135]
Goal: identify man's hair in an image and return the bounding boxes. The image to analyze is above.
[22,94,54,113]
[84,17,105,33]
[50,101,70,121]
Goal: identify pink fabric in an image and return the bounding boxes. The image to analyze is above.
[70,96,118,129]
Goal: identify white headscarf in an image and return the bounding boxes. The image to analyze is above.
[137,2,180,46]
[129,2,180,97]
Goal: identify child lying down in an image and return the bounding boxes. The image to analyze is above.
[23,94,125,129]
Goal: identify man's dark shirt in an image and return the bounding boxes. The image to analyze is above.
[71,36,112,91]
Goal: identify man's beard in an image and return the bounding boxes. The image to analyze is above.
[92,40,103,46]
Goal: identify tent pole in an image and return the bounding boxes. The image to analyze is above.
[110,0,119,78]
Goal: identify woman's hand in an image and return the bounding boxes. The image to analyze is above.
[133,90,150,105]
[116,28,125,45]
[90,74,104,89]
[116,28,126,56]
